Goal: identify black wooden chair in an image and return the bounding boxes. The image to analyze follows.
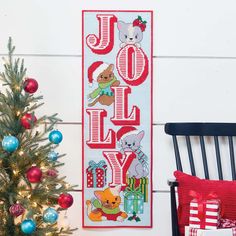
[164,122,236,236]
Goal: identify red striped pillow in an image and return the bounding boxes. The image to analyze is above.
[174,171,236,236]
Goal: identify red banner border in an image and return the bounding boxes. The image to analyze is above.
[82,10,153,229]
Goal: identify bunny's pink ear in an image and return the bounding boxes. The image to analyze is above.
[117,21,124,30]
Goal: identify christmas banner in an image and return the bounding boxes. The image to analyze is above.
[82,10,153,228]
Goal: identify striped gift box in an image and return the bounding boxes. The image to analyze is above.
[189,199,220,229]
[126,177,149,202]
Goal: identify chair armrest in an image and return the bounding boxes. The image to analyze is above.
[167,179,179,187]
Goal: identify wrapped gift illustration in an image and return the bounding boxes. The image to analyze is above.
[124,187,144,214]
[86,160,107,188]
[127,177,149,202]
[189,191,221,229]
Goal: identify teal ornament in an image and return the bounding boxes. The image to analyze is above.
[43,207,58,224]
[49,130,63,144]
[21,219,36,234]
[2,136,19,152]
[47,151,58,162]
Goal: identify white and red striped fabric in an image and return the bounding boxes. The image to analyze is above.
[189,227,198,236]
[189,199,220,229]
[188,227,236,236]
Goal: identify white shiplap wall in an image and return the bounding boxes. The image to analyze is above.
[1,0,236,235]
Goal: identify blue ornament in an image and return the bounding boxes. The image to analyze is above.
[43,207,58,224]
[49,130,63,144]
[21,219,36,234]
[47,151,58,162]
[2,136,19,152]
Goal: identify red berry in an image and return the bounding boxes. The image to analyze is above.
[139,23,146,32]
[133,19,141,27]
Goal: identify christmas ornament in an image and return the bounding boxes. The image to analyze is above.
[46,169,58,177]
[58,193,74,209]
[47,151,58,162]
[2,135,19,152]
[21,219,36,234]
[26,166,42,183]
[9,203,25,217]
[43,207,58,224]
[49,130,63,144]
[20,113,37,129]
[23,78,38,93]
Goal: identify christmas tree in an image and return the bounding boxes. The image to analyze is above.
[0,38,77,235]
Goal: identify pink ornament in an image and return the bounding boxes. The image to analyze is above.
[58,193,74,209]
[26,166,42,183]
[9,203,25,217]
[46,169,58,177]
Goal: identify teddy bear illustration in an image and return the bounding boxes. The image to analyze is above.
[87,61,120,107]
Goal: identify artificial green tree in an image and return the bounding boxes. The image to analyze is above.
[0,38,77,235]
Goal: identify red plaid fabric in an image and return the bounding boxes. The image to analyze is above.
[219,218,236,236]
[220,218,236,228]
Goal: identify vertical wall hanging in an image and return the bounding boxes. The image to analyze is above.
[82,10,153,228]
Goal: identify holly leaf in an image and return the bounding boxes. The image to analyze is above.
[138,16,142,20]
[135,217,141,222]
[143,21,147,24]
[128,216,133,221]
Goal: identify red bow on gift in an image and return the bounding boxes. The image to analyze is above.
[189,190,222,229]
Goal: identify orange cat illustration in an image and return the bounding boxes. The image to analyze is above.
[86,185,128,222]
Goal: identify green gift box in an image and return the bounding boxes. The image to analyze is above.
[124,187,144,214]
[140,177,148,203]
[127,177,149,202]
